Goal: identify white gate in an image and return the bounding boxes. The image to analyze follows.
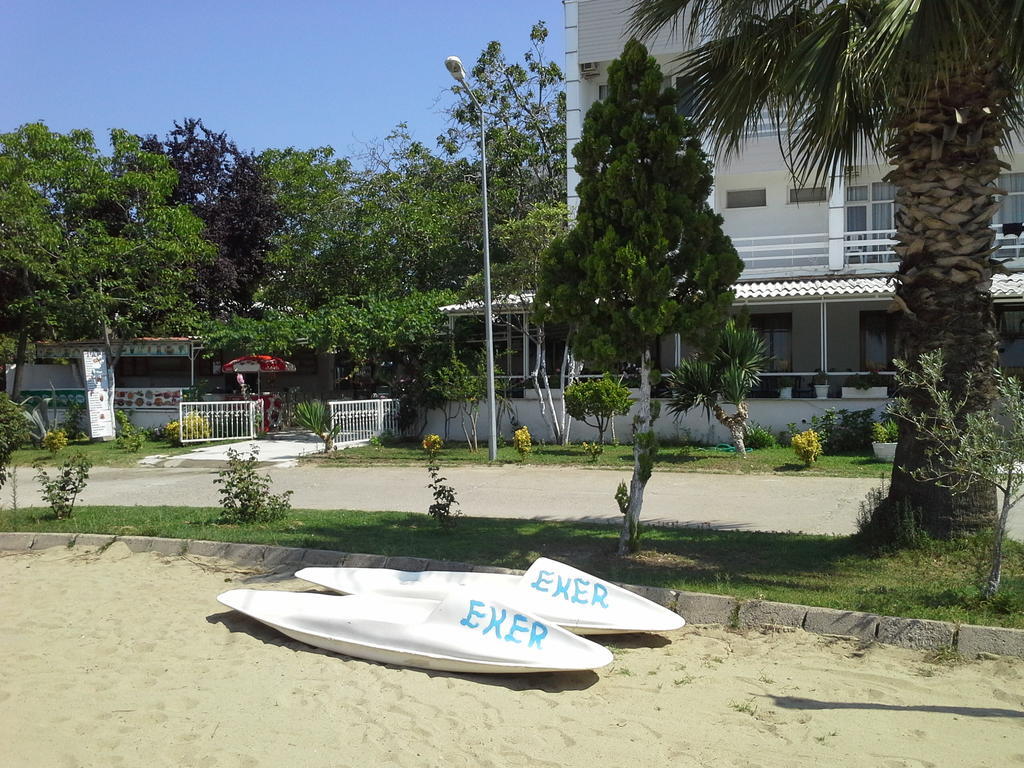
[328,398,399,445]
[178,401,260,444]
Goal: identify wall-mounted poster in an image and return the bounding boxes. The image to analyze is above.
[81,349,114,439]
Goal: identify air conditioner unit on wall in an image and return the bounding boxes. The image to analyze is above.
[580,62,599,78]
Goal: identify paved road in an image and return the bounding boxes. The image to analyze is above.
[2,462,908,536]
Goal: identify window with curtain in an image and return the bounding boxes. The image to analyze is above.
[860,311,897,371]
[750,314,792,372]
[995,173,1024,226]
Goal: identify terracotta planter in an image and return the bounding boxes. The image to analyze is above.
[872,441,897,462]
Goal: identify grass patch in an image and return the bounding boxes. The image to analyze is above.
[3,504,1021,628]
[11,438,222,468]
[310,440,888,478]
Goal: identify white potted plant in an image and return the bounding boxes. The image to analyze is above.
[871,419,899,461]
[777,376,794,399]
[812,370,830,399]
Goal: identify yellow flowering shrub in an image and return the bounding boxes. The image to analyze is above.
[164,413,211,446]
[791,429,822,467]
[421,434,444,458]
[42,429,68,454]
[512,426,532,459]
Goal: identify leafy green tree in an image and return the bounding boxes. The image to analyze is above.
[665,320,768,455]
[629,1,1024,537]
[439,21,566,227]
[0,123,211,401]
[887,351,1023,597]
[142,118,282,317]
[563,375,633,444]
[537,40,742,554]
[423,351,489,449]
[258,146,368,309]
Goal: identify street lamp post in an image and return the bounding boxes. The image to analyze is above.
[445,55,498,462]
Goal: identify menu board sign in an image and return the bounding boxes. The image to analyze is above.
[81,349,114,439]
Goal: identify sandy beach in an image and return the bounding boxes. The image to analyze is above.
[2,543,1022,768]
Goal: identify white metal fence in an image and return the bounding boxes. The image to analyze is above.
[328,398,399,445]
[178,401,260,444]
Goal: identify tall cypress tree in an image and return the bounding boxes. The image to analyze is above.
[537,39,742,554]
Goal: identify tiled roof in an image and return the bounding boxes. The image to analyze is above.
[440,274,1024,314]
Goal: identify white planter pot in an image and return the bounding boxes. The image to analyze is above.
[778,387,792,399]
[872,441,897,462]
[813,385,830,399]
[841,386,889,399]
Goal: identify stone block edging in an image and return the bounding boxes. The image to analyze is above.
[4,531,1022,660]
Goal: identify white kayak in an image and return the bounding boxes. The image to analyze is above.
[217,588,614,674]
[295,557,684,635]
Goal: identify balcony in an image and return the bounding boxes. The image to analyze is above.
[731,233,829,276]
[844,229,1024,268]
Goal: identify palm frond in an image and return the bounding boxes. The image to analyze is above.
[664,359,719,418]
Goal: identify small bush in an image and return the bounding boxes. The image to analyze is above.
[42,429,68,454]
[513,426,532,459]
[60,402,87,440]
[35,453,91,519]
[855,482,927,552]
[0,393,30,491]
[791,429,822,467]
[581,441,604,461]
[787,408,875,453]
[871,419,899,443]
[163,413,211,446]
[114,410,144,452]
[422,434,443,458]
[214,448,292,524]
[744,421,778,449]
[294,400,341,452]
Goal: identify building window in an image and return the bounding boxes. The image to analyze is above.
[726,189,767,209]
[597,84,609,101]
[671,75,698,119]
[860,311,897,371]
[997,304,1024,376]
[789,187,827,204]
[995,173,1024,227]
[846,183,898,264]
[750,314,792,372]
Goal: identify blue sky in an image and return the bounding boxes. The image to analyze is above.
[3,0,564,156]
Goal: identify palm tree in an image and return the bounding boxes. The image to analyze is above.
[665,320,768,455]
[629,0,1024,538]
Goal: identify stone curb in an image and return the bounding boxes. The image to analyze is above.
[3,531,1022,659]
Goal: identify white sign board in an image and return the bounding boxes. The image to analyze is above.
[81,349,115,439]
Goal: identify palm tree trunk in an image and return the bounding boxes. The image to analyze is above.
[713,402,748,456]
[883,67,1004,538]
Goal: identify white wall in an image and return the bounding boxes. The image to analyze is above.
[420,393,888,447]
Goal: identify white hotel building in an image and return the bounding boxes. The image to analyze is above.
[443,1,1024,441]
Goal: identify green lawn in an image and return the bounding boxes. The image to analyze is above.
[4,503,1020,629]
[10,438,196,468]
[311,440,891,479]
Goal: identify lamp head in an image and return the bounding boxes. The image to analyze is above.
[445,56,467,82]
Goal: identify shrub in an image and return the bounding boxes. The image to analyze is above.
[421,434,443,458]
[42,429,68,454]
[787,408,875,453]
[60,402,87,440]
[581,441,604,461]
[0,393,30,490]
[791,429,822,467]
[35,453,91,519]
[163,413,211,446]
[513,426,532,459]
[855,481,927,552]
[871,419,899,443]
[293,400,341,452]
[744,421,778,449]
[563,375,632,443]
[214,448,292,524]
[114,410,144,452]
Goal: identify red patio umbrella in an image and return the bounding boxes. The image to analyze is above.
[222,355,296,393]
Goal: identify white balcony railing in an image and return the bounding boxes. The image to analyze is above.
[844,229,1024,266]
[731,232,829,272]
